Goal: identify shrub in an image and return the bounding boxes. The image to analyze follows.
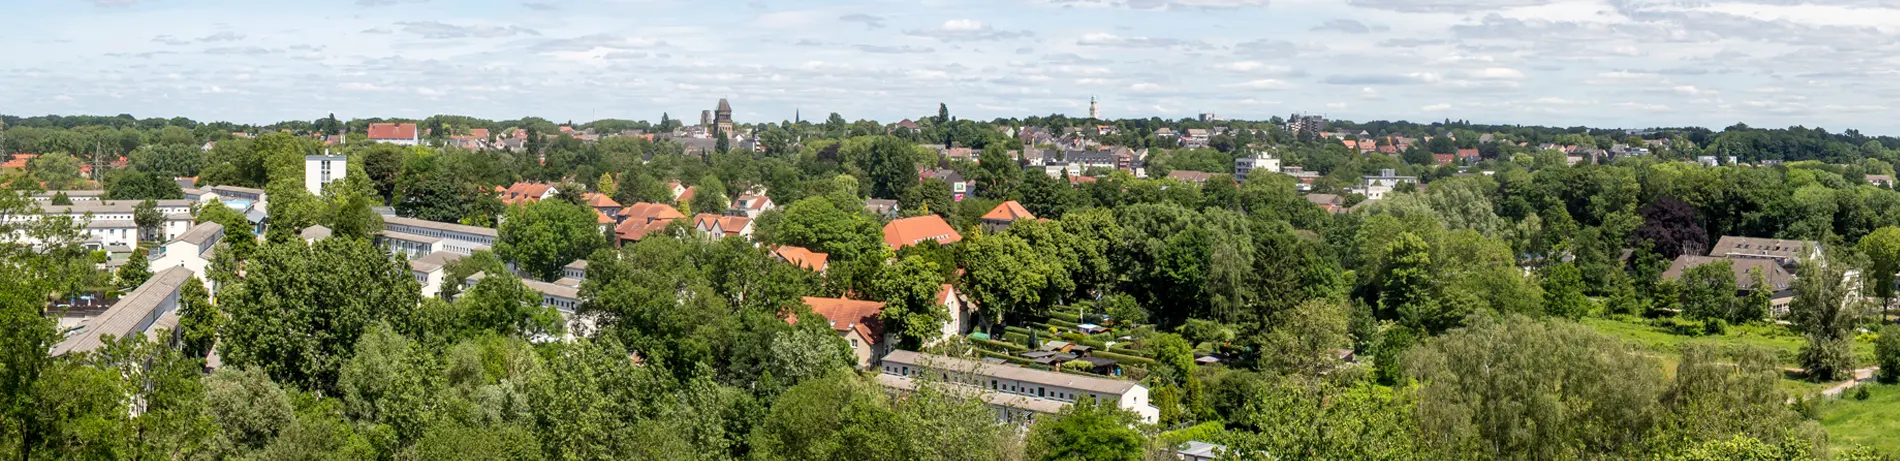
[1092,350,1157,366]
[1877,325,1900,384]
[1853,385,1871,401]
[1061,360,1092,372]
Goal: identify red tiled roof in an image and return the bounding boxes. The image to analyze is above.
[981,200,1035,222]
[676,186,696,205]
[470,128,490,139]
[692,213,752,237]
[734,194,772,210]
[595,210,615,225]
[368,123,418,140]
[1433,153,1455,165]
[583,192,621,209]
[615,202,686,241]
[1456,148,1480,159]
[797,297,886,344]
[773,245,829,272]
[499,182,555,205]
[1,154,36,169]
[883,215,962,249]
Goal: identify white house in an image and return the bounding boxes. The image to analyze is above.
[409,251,465,299]
[934,284,977,347]
[368,123,420,146]
[1234,152,1281,182]
[149,222,222,291]
[380,216,497,257]
[1360,169,1418,201]
[3,199,195,249]
[304,154,347,195]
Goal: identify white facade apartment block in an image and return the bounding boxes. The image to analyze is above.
[1234,153,1281,182]
[305,155,347,196]
[879,350,1160,424]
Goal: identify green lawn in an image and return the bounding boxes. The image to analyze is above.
[1817,384,1900,455]
[1581,317,1873,398]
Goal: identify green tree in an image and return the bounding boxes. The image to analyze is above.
[689,174,729,216]
[959,233,1055,323]
[1680,260,1739,323]
[129,143,204,178]
[49,192,72,205]
[457,271,563,337]
[134,198,163,242]
[336,324,434,445]
[1381,232,1443,332]
[871,255,948,350]
[202,367,296,455]
[596,172,617,198]
[359,143,406,204]
[496,199,604,282]
[105,170,185,200]
[1789,258,1859,381]
[1541,262,1591,319]
[29,152,84,190]
[219,237,422,392]
[1261,299,1351,377]
[865,136,920,200]
[1877,324,1900,384]
[1858,226,1900,322]
[177,276,219,359]
[116,246,153,288]
[1025,397,1145,461]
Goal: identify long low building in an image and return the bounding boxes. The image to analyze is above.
[380,215,497,257]
[878,350,1160,424]
[3,199,195,249]
[54,267,195,356]
[464,272,592,338]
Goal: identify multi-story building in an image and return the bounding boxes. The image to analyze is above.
[1283,113,1327,138]
[4,199,195,249]
[409,251,464,299]
[1234,152,1281,182]
[379,216,497,258]
[304,154,347,195]
[877,350,1160,425]
[149,222,223,292]
[1360,169,1418,201]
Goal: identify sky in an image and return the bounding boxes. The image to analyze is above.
[6,0,1900,132]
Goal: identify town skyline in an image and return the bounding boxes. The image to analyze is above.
[9,0,1900,130]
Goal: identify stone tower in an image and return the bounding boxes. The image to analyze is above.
[1088,96,1099,120]
[714,98,734,136]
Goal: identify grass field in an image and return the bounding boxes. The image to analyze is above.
[1580,317,1876,398]
[1817,384,1900,455]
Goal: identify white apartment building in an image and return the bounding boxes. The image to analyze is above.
[3,199,195,249]
[409,251,465,299]
[878,350,1160,425]
[1360,169,1418,201]
[54,267,194,356]
[304,155,347,195]
[1234,152,1281,182]
[149,222,223,293]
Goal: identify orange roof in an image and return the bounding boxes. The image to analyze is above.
[615,202,686,241]
[368,123,418,140]
[583,192,621,209]
[1456,148,1480,159]
[1,154,36,169]
[692,213,751,237]
[470,128,490,138]
[1433,153,1455,165]
[980,200,1035,222]
[595,209,615,225]
[676,186,696,205]
[734,194,772,210]
[797,297,886,344]
[883,215,962,249]
[499,182,555,205]
[773,245,829,271]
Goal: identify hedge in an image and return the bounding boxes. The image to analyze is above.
[1091,350,1157,366]
[1107,346,1152,358]
[976,339,1028,352]
[978,350,1038,366]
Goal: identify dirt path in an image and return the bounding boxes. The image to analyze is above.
[1821,367,1880,398]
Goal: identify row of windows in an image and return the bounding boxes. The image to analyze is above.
[387,224,496,246]
[881,365,1107,405]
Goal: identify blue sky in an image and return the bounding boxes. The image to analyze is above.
[6,0,1899,132]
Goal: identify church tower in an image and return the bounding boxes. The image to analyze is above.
[1088,96,1100,120]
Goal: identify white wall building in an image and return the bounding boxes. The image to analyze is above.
[304,155,347,195]
[149,222,223,291]
[1361,169,1419,201]
[2,199,195,249]
[878,350,1161,425]
[379,216,497,257]
[1234,152,1281,182]
[53,267,194,356]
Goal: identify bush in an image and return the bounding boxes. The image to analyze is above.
[1702,318,1727,336]
[1878,325,1900,384]
[1656,316,1707,336]
[977,339,1028,352]
[1853,385,1871,401]
[1060,360,1093,372]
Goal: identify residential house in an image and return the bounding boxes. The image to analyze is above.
[1707,236,1818,269]
[367,123,421,146]
[561,259,588,281]
[883,215,962,250]
[5,199,195,249]
[1661,255,1797,314]
[1282,167,1321,191]
[615,202,687,244]
[980,200,1036,233]
[583,193,622,220]
[797,296,888,369]
[1869,175,1894,188]
[149,222,223,288]
[54,267,193,356]
[923,169,971,201]
[1234,152,1281,182]
[865,199,901,219]
[304,155,347,195]
[1167,171,1219,185]
[877,350,1161,425]
[894,119,921,133]
[1305,194,1345,214]
[731,194,775,219]
[1182,129,1211,148]
[498,182,556,205]
[409,251,465,299]
[691,213,754,239]
[1432,154,1456,166]
[1360,169,1418,201]
[1153,127,1176,138]
[934,284,977,346]
[1456,148,1481,162]
[772,245,829,273]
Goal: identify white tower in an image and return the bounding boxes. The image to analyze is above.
[1088,96,1100,120]
[304,153,347,195]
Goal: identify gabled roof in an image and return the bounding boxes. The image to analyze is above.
[1708,236,1814,262]
[981,200,1035,222]
[368,123,418,140]
[54,267,193,356]
[734,194,772,210]
[883,215,962,249]
[798,297,886,344]
[773,245,829,272]
[1660,255,1795,292]
[583,192,620,209]
[172,221,224,248]
[615,202,686,241]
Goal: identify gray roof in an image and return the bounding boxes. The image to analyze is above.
[563,259,588,271]
[173,222,224,248]
[1661,255,1795,292]
[522,278,580,300]
[408,251,464,273]
[85,219,136,229]
[873,373,1068,414]
[42,200,195,215]
[209,185,265,196]
[881,350,1141,395]
[380,230,442,244]
[300,224,331,241]
[1708,236,1814,262]
[383,215,499,238]
[54,267,193,356]
[32,190,105,199]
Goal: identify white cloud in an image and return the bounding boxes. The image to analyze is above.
[1464,68,1525,80]
[1421,103,1452,111]
[906,20,1033,41]
[1225,79,1294,90]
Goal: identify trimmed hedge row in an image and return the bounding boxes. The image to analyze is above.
[1091,350,1156,366]
[978,350,1039,366]
[976,339,1028,352]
